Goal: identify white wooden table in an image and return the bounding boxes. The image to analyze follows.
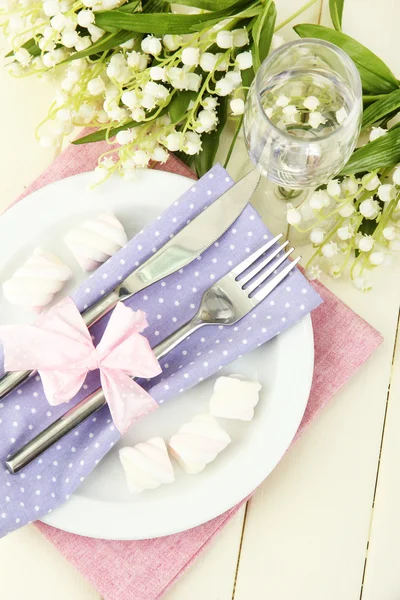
[1,1,400,598]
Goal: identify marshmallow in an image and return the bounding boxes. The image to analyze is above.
[64,212,128,272]
[119,437,175,494]
[209,375,262,421]
[2,248,71,312]
[169,414,231,474]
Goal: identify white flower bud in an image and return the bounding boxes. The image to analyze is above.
[389,239,400,251]
[165,132,182,151]
[43,0,60,16]
[308,111,326,128]
[369,251,385,265]
[120,38,135,50]
[225,70,241,89]
[326,179,341,198]
[141,94,156,110]
[186,72,201,92]
[283,104,298,117]
[230,98,244,116]
[50,12,65,31]
[77,9,94,27]
[200,52,217,72]
[42,52,57,68]
[183,131,202,155]
[75,36,91,51]
[115,129,134,145]
[181,46,200,66]
[232,28,249,47]
[329,264,341,278]
[286,204,301,225]
[151,145,168,162]
[163,34,182,51]
[358,235,374,252]
[309,228,325,245]
[335,107,347,125]
[236,51,252,70]
[341,177,359,196]
[309,190,330,210]
[149,66,165,81]
[359,198,380,219]
[132,150,150,167]
[87,76,105,96]
[131,107,145,122]
[362,173,380,191]
[303,96,319,111]
[383,226,397,241]
[88,24,104,43]
[127,50,148,71]
[276,95,289,107]
[321,242,338,258]
[121,90,139,109]
[216,30,233,49]
[369,127,387,142]
[393,167,400,185]
[56,108,70,122]
[195,109,217,132]
[14,48,31,66]
[202,96,218,110]
[306,264,322,280]
[338,225,354,241]
[215,77,234,96]
[378,183,396,202]
[353,276,372,291]
[62,29,79,48]
[141,36,162,56]
[97,109,109,124]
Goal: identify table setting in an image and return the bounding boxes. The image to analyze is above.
[0,0,399,598]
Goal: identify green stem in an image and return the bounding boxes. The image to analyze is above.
[363,94,388,102]
[224,116,243,169]
[274,0,320,32]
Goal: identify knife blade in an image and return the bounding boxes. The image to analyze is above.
[0,167,261,400]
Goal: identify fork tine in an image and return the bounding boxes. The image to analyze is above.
[231,234,283,278]
[245,247,294,295]
[252,256,301,302]
[239,241,289,287]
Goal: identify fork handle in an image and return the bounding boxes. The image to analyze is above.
[0,289,124,401]
[5,316,204,473]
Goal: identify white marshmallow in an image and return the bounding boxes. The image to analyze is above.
[169,414,231,474]
[2,248,71,312]
[209,375,262,421]
[119,437,175,494]
[64,212,128,272]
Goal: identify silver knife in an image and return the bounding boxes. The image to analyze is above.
[0,167,261,400]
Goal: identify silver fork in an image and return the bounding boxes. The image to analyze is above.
[6,234,300,472]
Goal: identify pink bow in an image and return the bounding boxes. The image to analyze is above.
[0,298,162,433]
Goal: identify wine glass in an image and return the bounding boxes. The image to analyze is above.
[243,38,362,205]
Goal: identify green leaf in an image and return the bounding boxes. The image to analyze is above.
[294,24,399,94]
[95,0,253,34]
[251,0,276,72]
[6,37,41,58]
[341,127,400,174]
[175,150,196,168]
[358,216,379,237]
[168,91,197,123]
[164,0,237,8]
[63,30,135,62]
[362,89,400,128]
[195,97,228,177]
[329,0,344,31]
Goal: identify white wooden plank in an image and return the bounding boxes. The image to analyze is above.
[361,316,400,600]
[165,507,246,600]
[0,69,58,212]
[233,0,400,597]
[0,525,100,600]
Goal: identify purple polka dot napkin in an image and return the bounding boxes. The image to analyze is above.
[0,163,321,538]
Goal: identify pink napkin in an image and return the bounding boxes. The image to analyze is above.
[9,139,382,600]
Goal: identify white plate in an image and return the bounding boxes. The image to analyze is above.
[0,170,314,540]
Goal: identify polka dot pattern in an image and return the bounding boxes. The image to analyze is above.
[0,164,321,538]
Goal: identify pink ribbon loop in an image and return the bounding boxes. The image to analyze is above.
[0,298,162,433]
